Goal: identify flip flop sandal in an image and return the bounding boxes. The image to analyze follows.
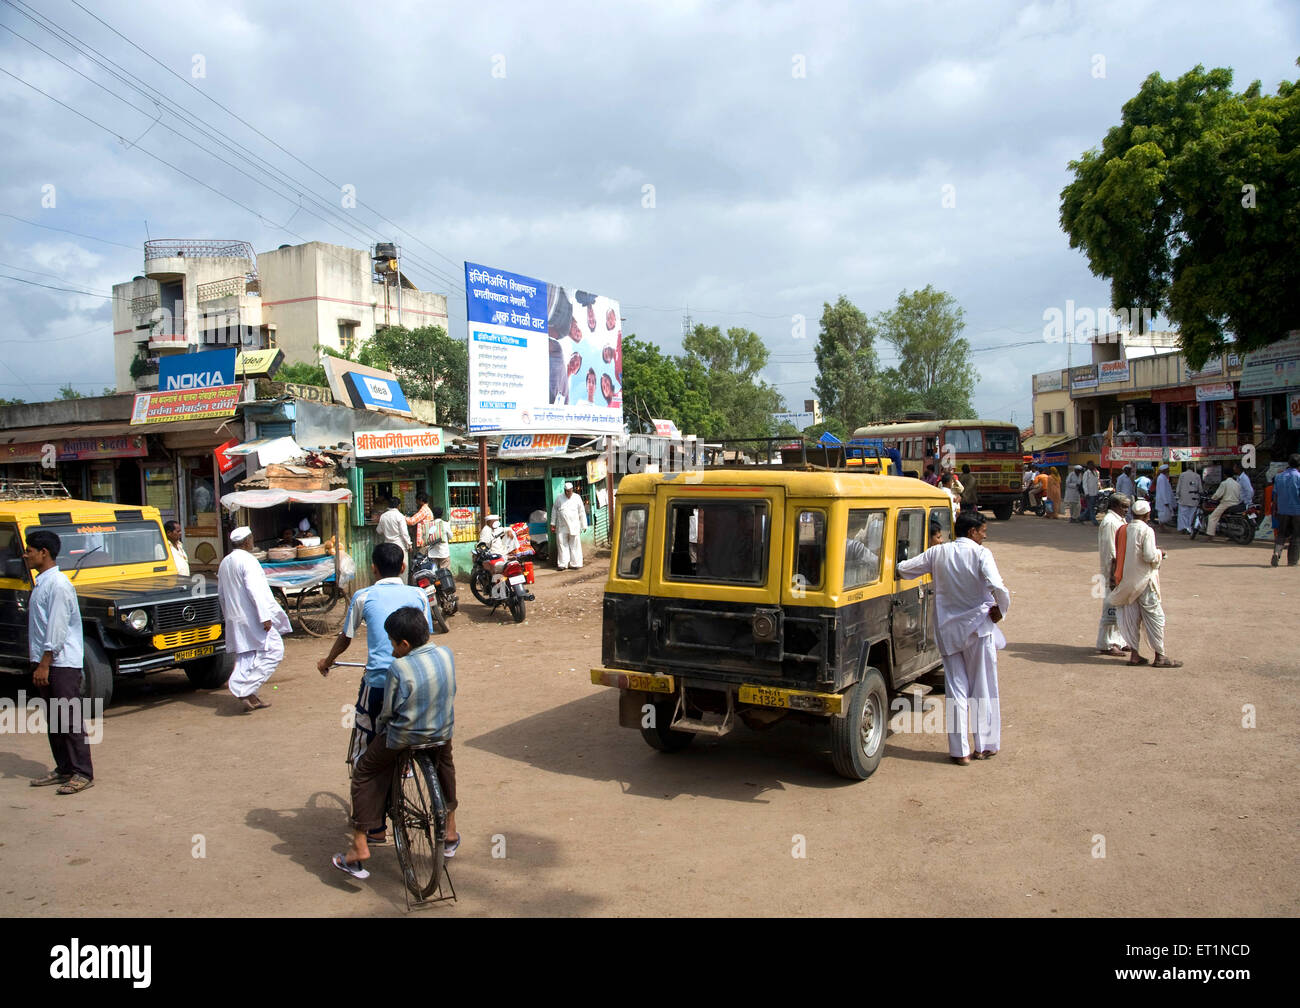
[444,834,461,858]
[332,854,370,880]
[1127,656,1150,666]
[1153,658,1184,668]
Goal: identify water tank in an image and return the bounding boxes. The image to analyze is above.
[374,242,397,260]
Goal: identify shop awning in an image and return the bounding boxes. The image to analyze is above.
[1,416,240,444]
[221,488,353,510]
[222,436,304,467]
[1022,433,1074,453]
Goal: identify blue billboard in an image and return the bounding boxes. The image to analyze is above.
[158,348,238,391]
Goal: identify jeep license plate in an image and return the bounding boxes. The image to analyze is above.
[175,645,216,662]
[740,685,788,709]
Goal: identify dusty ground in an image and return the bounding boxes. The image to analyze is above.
[2,516,1296,917]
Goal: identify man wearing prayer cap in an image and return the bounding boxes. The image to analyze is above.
[1107,499,1182,668]
[550,481,588,570]
[1096,492,1130,656]
[218,526,290,712]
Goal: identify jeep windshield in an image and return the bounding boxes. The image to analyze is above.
[34,520,170,574]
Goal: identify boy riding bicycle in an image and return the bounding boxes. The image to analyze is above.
[331,605,458,879]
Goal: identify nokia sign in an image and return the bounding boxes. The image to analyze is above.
[158,349,238,392]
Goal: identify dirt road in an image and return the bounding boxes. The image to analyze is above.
[2,517,1296,917]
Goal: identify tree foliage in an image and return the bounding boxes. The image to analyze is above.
[814,296,880,435]
[875,285,975,419]
[1060,61,1300,367]
[354,325,468,427]
[276,360,328,386]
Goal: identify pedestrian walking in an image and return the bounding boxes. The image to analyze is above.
[1108,500,1182,668]
[1271,453,1300,568]
[897,511,1010,765]
[376,496,412,569]
[1096,493,1129,656]
[218,526,289,713]
[1154,464,1176,529]
[550,481,588,570]
[1065,465,1083,522]
[23,530,94,795]
[1176,466,1203,534]
[1081,462,1101,525]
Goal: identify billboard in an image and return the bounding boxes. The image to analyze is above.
[158,348,237,391]
[465,261,623,434]
[1098,359,1130,384]
[1238,332,1300,395]
[130,385,242,424]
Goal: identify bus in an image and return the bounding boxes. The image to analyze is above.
[851,418,1023,520]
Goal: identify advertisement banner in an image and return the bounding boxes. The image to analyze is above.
[586,457,608,484]
[0,435,148,465]
[465,261,623,434]
[1033,370,1064,393]
[130,385,241,424]
[1098,359,1130,384]
[158,348,238,391]
[354,428,445,459]
[323,357,412,417]
[1238,332,1300,395]
[1070,365,1098,391]
[1169,446,1243,463]
[1184,355,1224,382]
[1102,446,1164,464]
[1289,392,1300,430]
[1195,382,1235,402]
[497,433,570,458]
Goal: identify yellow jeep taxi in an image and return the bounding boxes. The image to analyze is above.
[592,469,953,779]
[0,488,231,706]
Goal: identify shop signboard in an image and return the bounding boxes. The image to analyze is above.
[1169,446,1243,463]
[0,434,148,465]
[1238,332,1300,395]
[214,437,246,484]
[586,457,608,484]
[130,384,242,424]
[1289,392,1300,430]
[1033,370,1064,393]
[353,428,445,459]
[497,433,569,458]
[1098,359,1130,384]
[1184,355,1224,382]
[465,261,623,435]
[158,348,237,391]
[1033,451,1068,466]
[1101,446,1164,464]
[1070,365,1098,392]
[235,348,284,378]
[323,357,413,417]
[1195,382,1235,402]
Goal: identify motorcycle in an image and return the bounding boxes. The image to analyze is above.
[470,542,534,623]
[1188,493,1257,545]
[410,548,458,626]
[1012,487,1046,517]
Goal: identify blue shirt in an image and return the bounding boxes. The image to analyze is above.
[1274,467,1300,516]
[342,577,433,687]
[378,641,455,749]
[28,565,84,668]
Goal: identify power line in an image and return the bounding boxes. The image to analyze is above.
[0,212,139,250]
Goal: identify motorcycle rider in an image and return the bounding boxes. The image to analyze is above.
[1206,470,1243,538]
[478,513,520,556]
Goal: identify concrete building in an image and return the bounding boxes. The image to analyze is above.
[112,239,449,392]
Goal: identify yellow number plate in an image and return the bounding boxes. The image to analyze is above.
[590,668,675,693]
[174,645,216,662]
[740,685,789,708]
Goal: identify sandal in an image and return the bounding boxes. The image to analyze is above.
[331,853,370,880]
[30,772,71,788]
[1103,646,1127,657]
[950,755,971,766]
[1153,657,1184,668]
[978,750,998,759]
[444,833,461,858]
[55,775,93,795]
[1127,655,1150,666]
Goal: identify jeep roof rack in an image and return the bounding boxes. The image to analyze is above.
[0,479,72,501]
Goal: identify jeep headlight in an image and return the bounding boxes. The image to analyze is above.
[126,609,149,632]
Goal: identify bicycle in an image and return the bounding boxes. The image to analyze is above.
[390,742,455,906]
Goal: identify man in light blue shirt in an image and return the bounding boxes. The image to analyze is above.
[1271,453,1300,568]
[24,530,93,794]
[317,542,432,842]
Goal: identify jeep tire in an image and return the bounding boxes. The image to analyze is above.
[185,650,235,690]
[81,637,114,709]
[830,666,888,780]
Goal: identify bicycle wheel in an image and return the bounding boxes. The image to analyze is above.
[390,749,447,900]
[298,583,346,638]
[345,718,366,779]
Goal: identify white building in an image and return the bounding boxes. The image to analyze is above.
[112,239,449,391]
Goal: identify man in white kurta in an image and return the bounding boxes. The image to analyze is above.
[1205,472,1242,537]
[1107,500,1181,668]
[218,526,288,712]
[1096,493,1129,655]
[1175,467,1202,534]
[897,511,1010,764]
[1154,465,1175,529]
[550,482,588,570]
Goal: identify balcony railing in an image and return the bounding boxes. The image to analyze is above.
[131,293,159,316]
[145,239,256,261]
[196,273,261,302]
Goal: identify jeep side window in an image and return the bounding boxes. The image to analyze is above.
[0,524,27,581]
[617,505,647,579]
[929,506,953,546]
[897,509,926,563]
[794,510,825,591]
[844,509,884,588]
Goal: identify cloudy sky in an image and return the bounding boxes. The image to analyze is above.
[1,0,1297,422]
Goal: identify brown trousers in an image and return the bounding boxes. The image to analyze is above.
[350,733,457,834]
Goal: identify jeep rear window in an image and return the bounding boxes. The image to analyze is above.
[666,501,768,585]
[32,520,169,572]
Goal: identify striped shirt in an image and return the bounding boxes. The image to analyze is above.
[342,578,433,687]
[378,642,455,749]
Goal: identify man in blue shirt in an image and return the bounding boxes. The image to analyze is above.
[1271,453,1300,568]
[23,530,93,795]
[318,543,433,841]
[332,605,457,879]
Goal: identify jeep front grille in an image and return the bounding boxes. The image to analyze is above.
[153,597,222,632]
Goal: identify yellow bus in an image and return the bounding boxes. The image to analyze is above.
[851,418,1022,520]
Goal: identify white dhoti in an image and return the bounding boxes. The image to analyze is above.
[556,531,583,569]
[942,632,1001,758]
[1176,505,1197,533]
[1117,585,1165,656]
[1096,595,1123,651]
[228,628,283,698]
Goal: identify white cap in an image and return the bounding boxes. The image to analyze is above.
[298,517,311,531]
[1131,499,1151,516]
[485,513,500,523]
[230,526,253,544]
[1158,463,1169,470]
[563,481,574,490]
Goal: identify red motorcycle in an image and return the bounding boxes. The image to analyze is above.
[470,543,533,623]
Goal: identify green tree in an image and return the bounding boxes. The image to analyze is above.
[619,333,717,434]
[681,324,784,438]
[58,383,84,400]
[355,325,468,427]
[1060,62,1300,367]
[276,360,329,386]
[873,286,975,419]
[814,296,880,434]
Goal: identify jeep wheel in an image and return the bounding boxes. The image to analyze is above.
[830,667,888,780]
[640,697,694,753]
[81,638,114,709]
[993,502,1014,521]
[185,651,234,690]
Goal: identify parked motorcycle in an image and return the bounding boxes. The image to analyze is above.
[470,543,533,623]
[1189,493,1257,545]
[410,548,458,627]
